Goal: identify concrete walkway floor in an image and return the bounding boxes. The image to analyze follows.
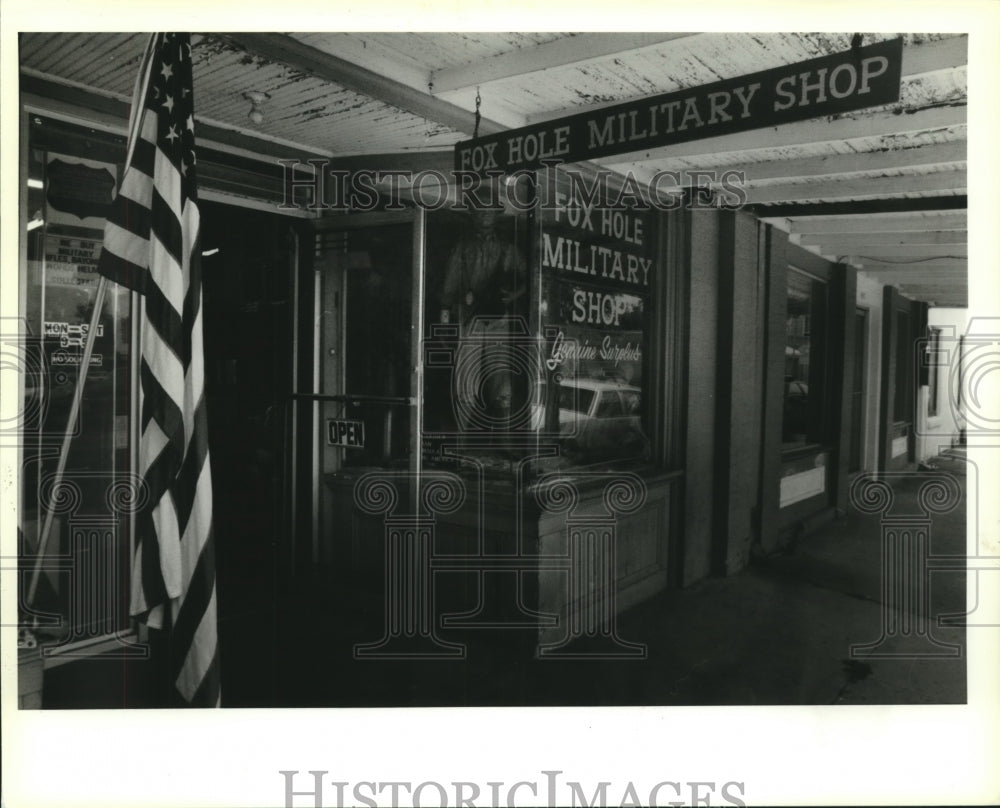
[594,453,970,706]
[265,455,969,707]
[34,455,973,709]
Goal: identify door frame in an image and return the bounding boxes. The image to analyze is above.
[878,285,927,473]
[289,208,425,577]
[848,306,869,474]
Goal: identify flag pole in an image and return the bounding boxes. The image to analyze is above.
[26,275,110,609]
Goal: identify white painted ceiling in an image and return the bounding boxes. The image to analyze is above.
[19,31,968,305]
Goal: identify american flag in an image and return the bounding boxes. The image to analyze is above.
[97,33,219,706]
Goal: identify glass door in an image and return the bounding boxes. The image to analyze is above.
[296,211,421,593]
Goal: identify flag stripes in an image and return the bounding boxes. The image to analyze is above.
[97,32,219,707]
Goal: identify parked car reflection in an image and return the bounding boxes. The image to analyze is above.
[534,378,648,460]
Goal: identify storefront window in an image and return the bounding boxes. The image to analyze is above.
[536,168,652,468]
[782,268,827,450]
[421,167,654,475]
[20,116,135,646]
[422,207,534,473]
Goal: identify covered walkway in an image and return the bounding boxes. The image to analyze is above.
[253,455,969,707]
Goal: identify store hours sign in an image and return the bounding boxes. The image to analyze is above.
[456,37,903,174]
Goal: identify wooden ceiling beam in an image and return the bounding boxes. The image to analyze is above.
[857,268,967,280]
[621,139,965,186]
[758,196,966,219]
[430,33,701,95]
[221,33,508,137]
[799,230,967,248]
[743,170,966,205]
[593,104,965,171]
[842,245,968,260]
[857,258,966,270]
[20,72,335,163]
[788,210,967,234]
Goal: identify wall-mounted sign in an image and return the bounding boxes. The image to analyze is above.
[456,37,903,174]
[327,418,366,448]
[45,153,116,229]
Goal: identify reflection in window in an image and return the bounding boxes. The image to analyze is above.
[20,118,135,645]
[535,168,653,469]
[894,311,913,423]
[927,327,941,417]
[558,384,594,414]
[422,207,534,467]
[334,225,412,468]
[782,269,827,450]
[421,187,654,473]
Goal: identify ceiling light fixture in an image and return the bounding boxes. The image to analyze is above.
[244,91,270,125]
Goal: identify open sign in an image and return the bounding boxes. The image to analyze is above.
[327,419,366,448]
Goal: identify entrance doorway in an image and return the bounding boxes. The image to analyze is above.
[200,200,295,703]
[290,212,422,634]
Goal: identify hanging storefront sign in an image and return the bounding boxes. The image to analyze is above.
[455,37,903,174]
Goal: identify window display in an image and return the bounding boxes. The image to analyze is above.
[782,268,828,449]
[537,169,652,467]
[422,168,654,474]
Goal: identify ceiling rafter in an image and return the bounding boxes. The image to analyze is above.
[787,211,967,234]
[842,245,968,260]
[619,139,965,187]
[758,195,966,219]
[429,33,701,95]
[219,33,509,138]
[798,230,967,248]
[856,267,967,279]
[856,258,966,270]
[742,169,966,205]
[595,105,965,170]
[20,73,336,163]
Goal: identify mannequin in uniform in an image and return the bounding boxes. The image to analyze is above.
[439,209,527,436]
[440,208,525,325]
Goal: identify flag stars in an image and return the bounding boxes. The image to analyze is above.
[186,114,195,133]
[162,93,174,113]
[166,124,180,144]
[161,62,173,81]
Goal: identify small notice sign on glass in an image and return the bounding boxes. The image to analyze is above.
[327,418,366,448]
